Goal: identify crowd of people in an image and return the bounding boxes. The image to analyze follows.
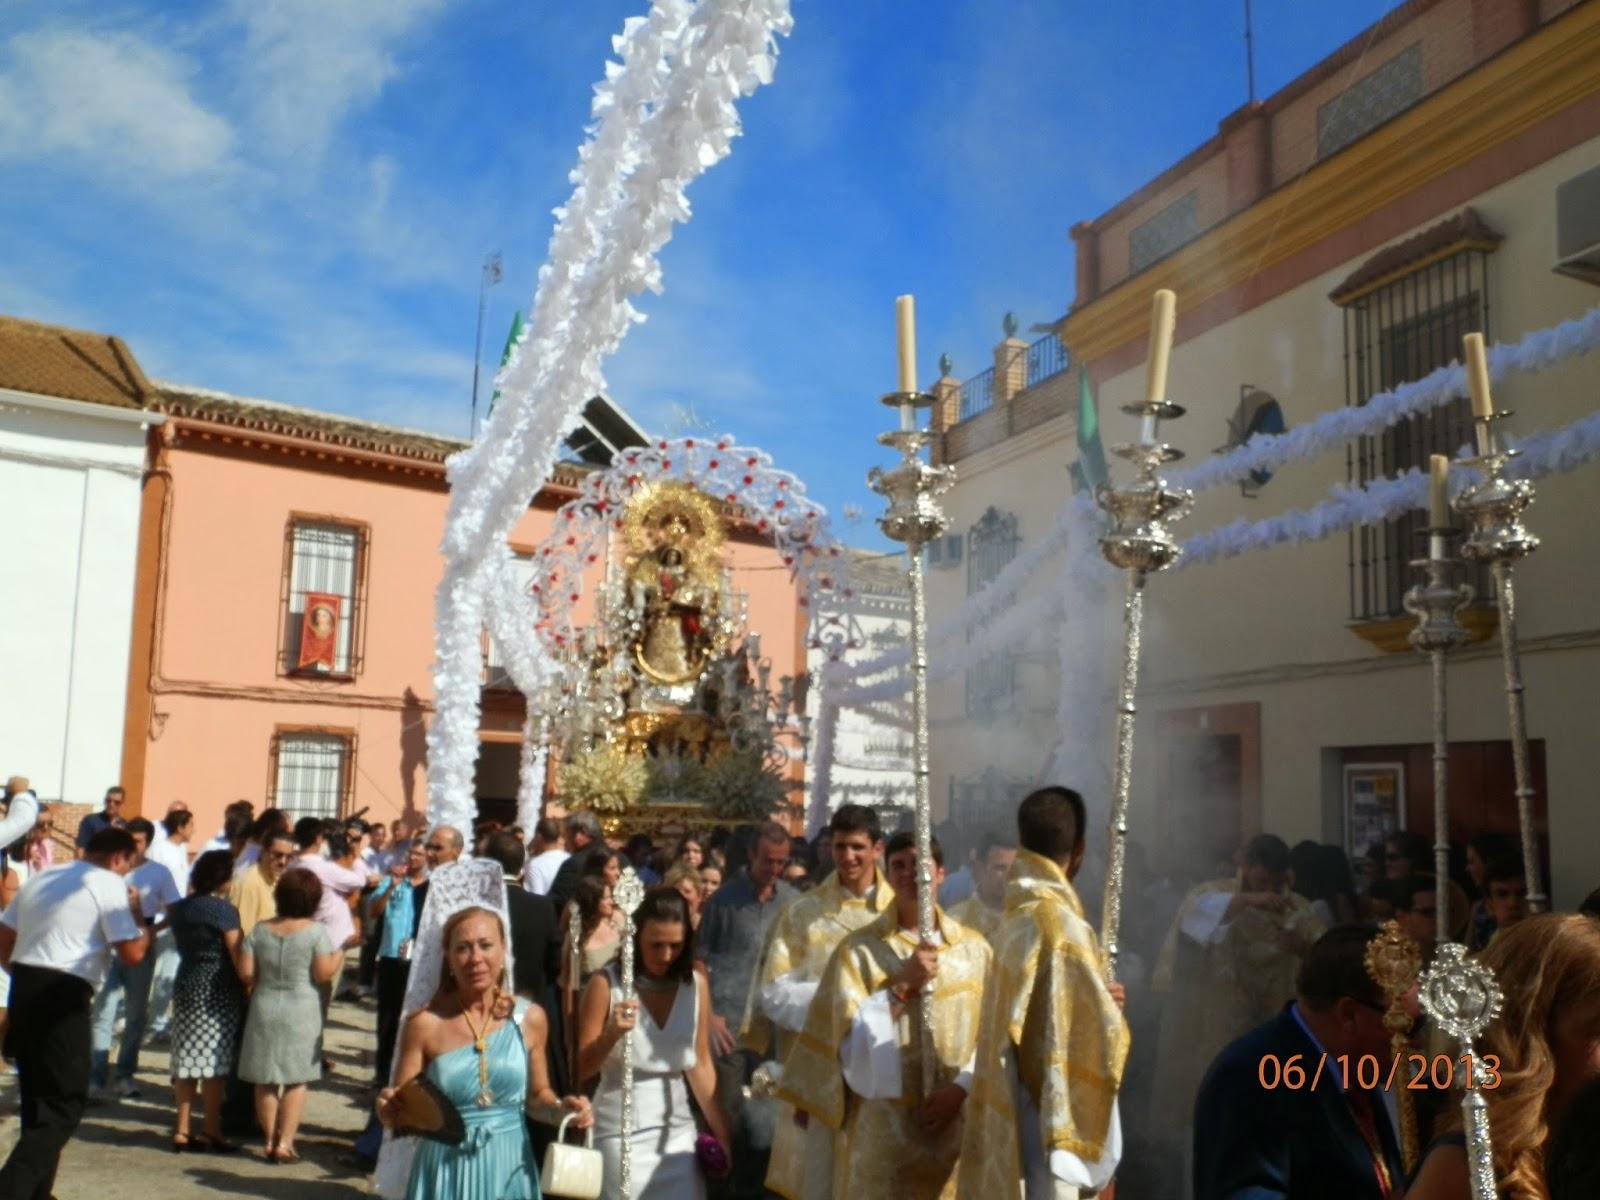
[0,768,1596,1200]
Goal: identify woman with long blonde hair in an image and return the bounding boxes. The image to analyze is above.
[378,904,590,1199]
[1407,914,1600,1200]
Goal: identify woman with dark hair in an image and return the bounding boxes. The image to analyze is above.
[168,849,246,1151]
[1290,842,1359,926]
[237,866,342,1162]
[560,878,621,993]
[1385,831,1432,881]
[582,846,623,889]
[578,887,730,1197]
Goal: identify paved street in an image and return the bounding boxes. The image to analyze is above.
[0,994,378,1199]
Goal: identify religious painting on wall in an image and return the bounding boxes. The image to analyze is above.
[296,592,342,672]
[1344,762,1405,857]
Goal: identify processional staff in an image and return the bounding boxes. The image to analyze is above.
[614,866,646,1198]
[867,294,953,1096]
[1096,290,1193,982]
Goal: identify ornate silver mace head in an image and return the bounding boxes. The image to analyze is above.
[1418,943,1504,1042]
[1403,536,1473,653]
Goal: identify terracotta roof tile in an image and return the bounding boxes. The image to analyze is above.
[0,315,156,409]
[1330,208,1503,304]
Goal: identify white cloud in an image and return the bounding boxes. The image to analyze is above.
[0,29,233,177]
[226,0,454,161]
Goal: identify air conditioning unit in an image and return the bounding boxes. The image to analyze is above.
[1555,164,1600,286]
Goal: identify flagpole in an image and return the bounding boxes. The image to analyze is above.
[470,253,502,440]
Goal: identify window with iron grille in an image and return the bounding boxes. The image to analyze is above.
[267,731,352,822]
[484,550,537,689]
[281,519,369,677]
[965,508,1020,717]
[1343,247,1494,622]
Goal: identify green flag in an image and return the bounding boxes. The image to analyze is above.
[488,310,524,417]
[1073,363,1109,495]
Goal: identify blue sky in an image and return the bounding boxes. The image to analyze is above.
[0,0,1397,544]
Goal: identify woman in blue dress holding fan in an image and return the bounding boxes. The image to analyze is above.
[378,904,590,1200]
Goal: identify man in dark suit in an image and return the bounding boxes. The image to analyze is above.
[545,810,604,912]
[481,832,559,1001]
[1193,925,1406,1200]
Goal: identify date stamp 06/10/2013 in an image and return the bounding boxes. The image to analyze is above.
[1256,1053,1502,1092]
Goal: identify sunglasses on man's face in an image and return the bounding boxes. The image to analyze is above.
[425,843,446,853]
[266,850,293,862]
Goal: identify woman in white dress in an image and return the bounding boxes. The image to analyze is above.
[577,887,730,1199]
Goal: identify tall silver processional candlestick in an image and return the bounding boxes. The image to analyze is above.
[1453,333,1544,913]
[1404,454,1473,945]
[1096,290,1193,983]
[867,294,953,1098]
[614,867,646,1198]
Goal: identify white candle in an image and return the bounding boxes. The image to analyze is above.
[1143,289,1177,444]
[1429,454,1450,560]
[1463,332,1493,455]
[896,295,916,431]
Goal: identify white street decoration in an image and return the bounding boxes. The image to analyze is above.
[426,0,793,833]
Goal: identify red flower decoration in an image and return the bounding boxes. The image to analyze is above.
[662,459,671,470]
[565,536,576,546]
[742,475,753,485]
[726,494,737,504]
[746,457,757,467]
[685,439,695,448]
[777,480,787,489]
[569,593,579,603]
[657,441,667,450]
[708,459,719,469]
[626,454,638,465]
[774,500,784,509]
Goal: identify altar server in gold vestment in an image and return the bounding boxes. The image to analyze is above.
[958,786,1130,1200]
[739,804,891,1200]
[948,830,1016,945]
[775,831,991,1199]
[1149,832,1326,1175]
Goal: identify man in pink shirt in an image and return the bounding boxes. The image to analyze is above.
[290,818,376,1052]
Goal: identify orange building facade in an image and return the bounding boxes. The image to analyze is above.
[120,384,808,840]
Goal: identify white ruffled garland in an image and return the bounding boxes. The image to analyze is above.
[1180,406,1600,566]
[517,711,547,836]
[427,0,792,833]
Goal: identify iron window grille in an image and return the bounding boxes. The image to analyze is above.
[267,729,354,822]
[279,518,369,678]
[965,507,1021,717]
[1344,247,1494,622]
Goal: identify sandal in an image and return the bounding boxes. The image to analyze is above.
[271,1149,301,1165]
[191,1134,240,1154]
[170,1134,190,1154]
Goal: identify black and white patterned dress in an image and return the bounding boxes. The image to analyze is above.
[169,893,245,1080]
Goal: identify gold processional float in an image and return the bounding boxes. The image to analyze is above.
[534,479,811,838]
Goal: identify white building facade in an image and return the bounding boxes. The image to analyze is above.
[0,318,162,805]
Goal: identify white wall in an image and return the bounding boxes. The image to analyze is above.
[0,389,157,804]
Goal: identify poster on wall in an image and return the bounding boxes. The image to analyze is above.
[1344,762,1406,857]
[296,592,342,672]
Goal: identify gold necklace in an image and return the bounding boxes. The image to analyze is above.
[458,993,498,1108]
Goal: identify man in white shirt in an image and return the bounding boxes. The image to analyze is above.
[522,818,569,895]
[142,808,194,1042]
[0,826,148,1198]
[88,817,180,1099]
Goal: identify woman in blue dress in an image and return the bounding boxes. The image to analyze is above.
[377,904,591,1199]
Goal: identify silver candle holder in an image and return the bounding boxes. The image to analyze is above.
[867,389,953,1098]
[1403,523,1473,945]
[1096,408,1192,982]
[1454,410,1543,913]
[1418,943,1504,1200]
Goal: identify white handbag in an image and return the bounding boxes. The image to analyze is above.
[541,1111,604,1200]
